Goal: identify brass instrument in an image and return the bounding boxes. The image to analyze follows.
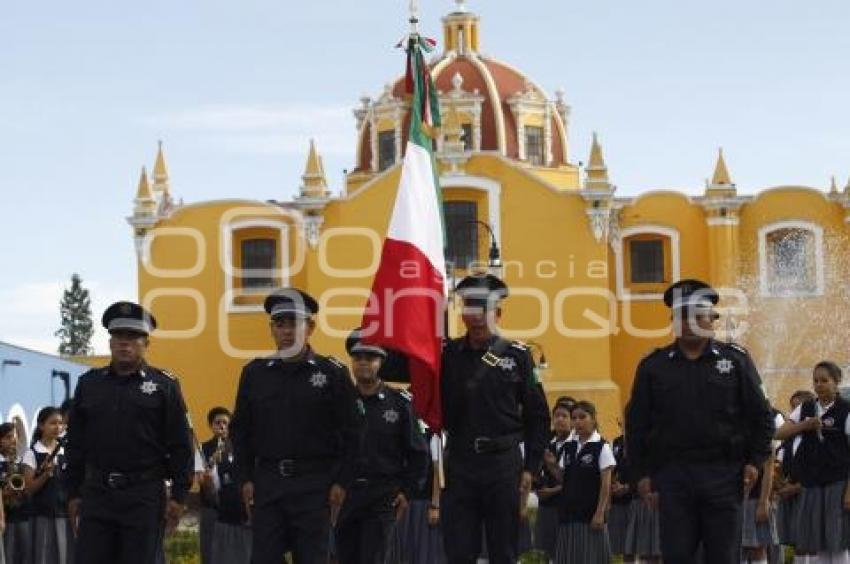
[6,462,25,492]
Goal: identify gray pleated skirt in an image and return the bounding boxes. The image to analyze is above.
[741,498,778,548]
[533,505,560,557]
[608,501,633,555]
[3,519,32,564]
[392,499,446,564]
[625,498,661,557]
[32,516,73,564]
[209,521,252,564]
[794,481,848,553]
[199,506,217,564]
[776,495,799,546]
[553,522,611,564]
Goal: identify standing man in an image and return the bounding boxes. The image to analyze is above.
[334,328,429,563]
[626,280,774,564]
[230,288,363,564]
[440,274,550,564]
[65,301,193,564]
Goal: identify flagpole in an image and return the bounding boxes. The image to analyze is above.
[409,0,419,35]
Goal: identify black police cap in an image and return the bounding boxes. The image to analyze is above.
[345,328,388,358]
[663,279,719,311]
[264,288,318,320]
[455,273,509,307]
[102,301,157,336]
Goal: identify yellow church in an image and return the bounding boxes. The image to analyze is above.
[126,2,850,435]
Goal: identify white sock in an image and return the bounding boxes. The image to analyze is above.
[752,559,768,564]
[795,557,811,564]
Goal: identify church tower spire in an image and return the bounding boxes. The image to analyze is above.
[584,132,612,192]
[299,139,329,199]
[152,140,170,194]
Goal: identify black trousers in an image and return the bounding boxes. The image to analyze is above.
[334,483,397,564]
[442,448,521,564]
[75,480,165,564]
[250,469,331,564]
[654,460,744,564]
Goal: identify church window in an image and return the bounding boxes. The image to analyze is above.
[378,130,396,171]
[760,223,822,296]
[462,124,473,151]
[525,126,544,165]
[240,238,277,289]
[444,200,478,269]
[629,239,665,284]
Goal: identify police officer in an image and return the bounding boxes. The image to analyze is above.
[625,280,774,564]
[440,274,550,564]
[334,328,429,563]
[65,301,193,564]
[229,288,363,564]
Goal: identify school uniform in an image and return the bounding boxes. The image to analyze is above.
[553,431,615,564]
[533,433,570,559]
[609,434,634,556]
[22,441,73,564]
[1,455,33,564]
[775,439,800,548]
[741,412,784,551]
[207,439,251,564]
[789,397,850,554]
[197,440,218,564]
[394,432,446,564]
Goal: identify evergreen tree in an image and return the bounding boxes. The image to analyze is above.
[55,273,94,356]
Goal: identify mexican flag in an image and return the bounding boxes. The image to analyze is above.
[362,34,446,431]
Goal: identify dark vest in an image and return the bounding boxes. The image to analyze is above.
[778,438,799,483]
[559,439,605,523]
[611,435,633,505]
[29,447,68,517]
[796,398,850,487]
[538,435,569,508]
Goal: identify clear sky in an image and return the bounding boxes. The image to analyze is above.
[1,0,848,354]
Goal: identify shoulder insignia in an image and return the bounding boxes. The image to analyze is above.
[325,356,345,370]
[399,388,413,402]
[510,340,528,351]
[159,369,178,380]
[728,342,749,356]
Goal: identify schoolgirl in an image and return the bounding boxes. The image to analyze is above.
[609,420,635,561]
[534,399,574,560]
[553,400,615,564]
[776,361,850,562]
[22,406,72,564]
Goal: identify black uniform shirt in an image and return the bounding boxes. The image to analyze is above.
[626,340,774,479]
[441,335,550,474]
[230,348,363,487]
[355,384,429,498]
[64,364,194,502]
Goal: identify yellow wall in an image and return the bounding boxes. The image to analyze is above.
[135,167,850,440]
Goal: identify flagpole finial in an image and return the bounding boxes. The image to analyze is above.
[454,0,467,13]
[409,0,419,34]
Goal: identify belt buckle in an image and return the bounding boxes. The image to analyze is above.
[106,472,126,489]
[278,459,295,478]
[481,352,500,367]
[473,437,490,454]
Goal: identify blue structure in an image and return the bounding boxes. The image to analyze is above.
[0,341,91,445]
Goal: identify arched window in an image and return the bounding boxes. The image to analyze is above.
[443,200,478,269]
[758,221,823,297]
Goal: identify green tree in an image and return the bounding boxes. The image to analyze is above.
[55,273,94,356]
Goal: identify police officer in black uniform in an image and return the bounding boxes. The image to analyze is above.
[229,288,363,564]
[334,328,429,563]
[65,301,193,564]
[440,274,550,564]
[625,280,774,564]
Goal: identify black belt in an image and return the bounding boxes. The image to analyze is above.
[456,433,522,455]
[257,458,332,479]
[85,466,165,490]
